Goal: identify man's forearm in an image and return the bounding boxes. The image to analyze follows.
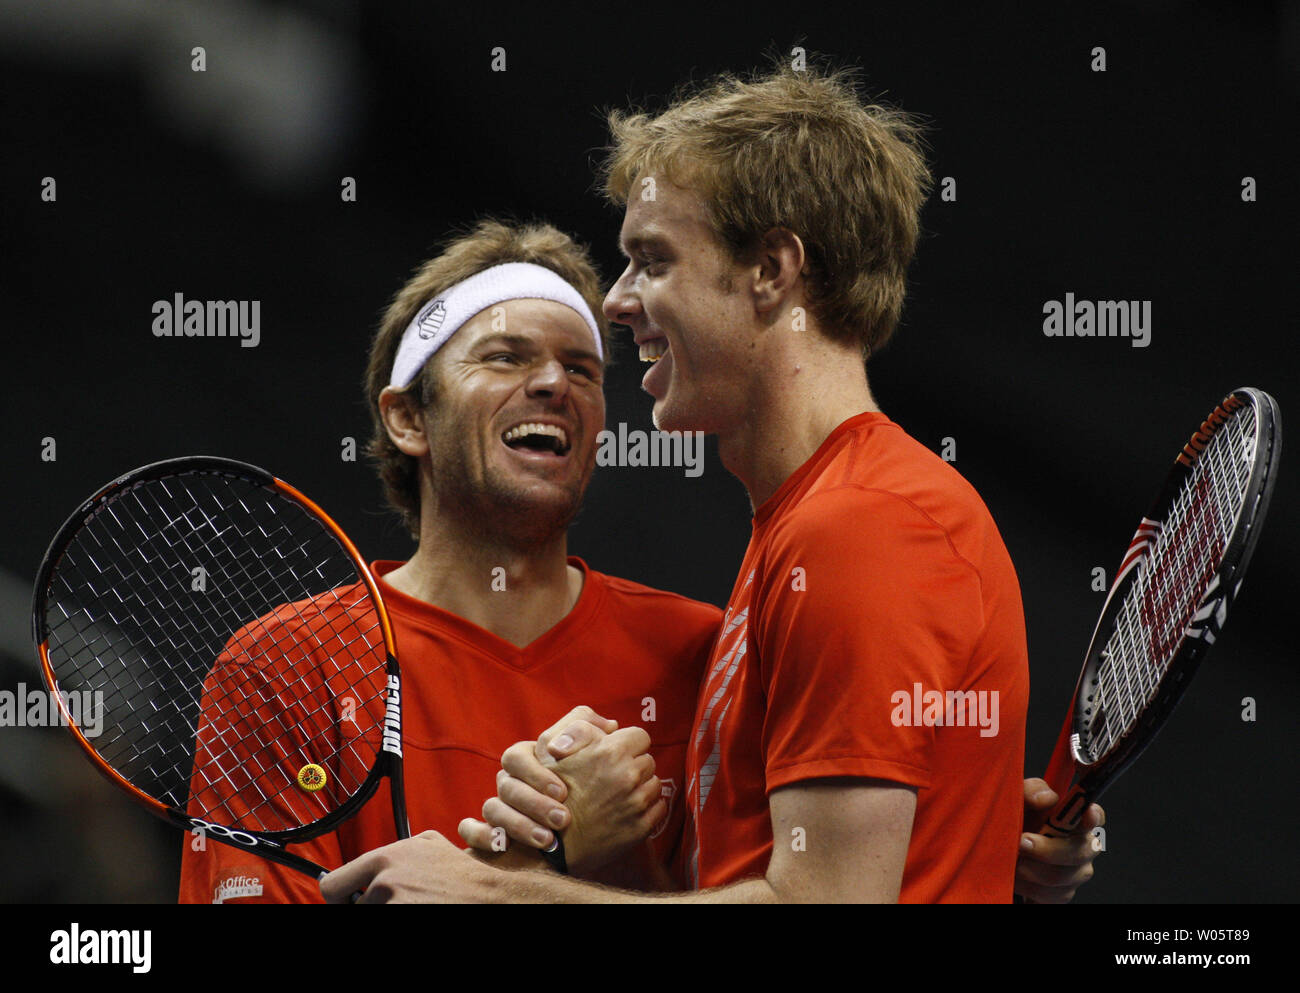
[490,868,776,904]
[577,839,681,893]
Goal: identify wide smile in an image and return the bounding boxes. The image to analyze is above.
[637,334,673,400]
[500,421,573,461]
[638,337,668,363]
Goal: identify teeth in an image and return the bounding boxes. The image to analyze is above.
[639,339,668,363]
[502,422,569,451]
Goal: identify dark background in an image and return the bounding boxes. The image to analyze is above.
[1,0,1295,903]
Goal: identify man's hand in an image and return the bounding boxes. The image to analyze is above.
[1015,777,1106,903]
[459,705,618,857]
[458,706,665,876]
[320,831,499,904]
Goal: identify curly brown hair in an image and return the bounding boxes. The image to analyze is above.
[363,218,611,538]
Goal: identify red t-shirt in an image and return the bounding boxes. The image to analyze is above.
[178,558,720,903]
[684,412,1029,902]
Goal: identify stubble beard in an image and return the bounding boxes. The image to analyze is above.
[431,442,586,549]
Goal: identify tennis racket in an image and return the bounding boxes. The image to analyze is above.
[32,456,410,881]
[1032,387,1280,837]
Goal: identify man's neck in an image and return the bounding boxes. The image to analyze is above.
[718,335,879,511]
[384,519,581,649]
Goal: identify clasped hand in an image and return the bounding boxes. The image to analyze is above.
[458,706,666,876]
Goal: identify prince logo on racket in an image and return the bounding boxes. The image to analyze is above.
[382,676,402,757]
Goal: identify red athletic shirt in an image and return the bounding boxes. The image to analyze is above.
[683,412,1029,902]
[178,558,720,903]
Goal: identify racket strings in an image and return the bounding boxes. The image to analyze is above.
[53,475,387,827]
[1086,404,1255,759]
[191,585,388,824]
[190,590,382,806]
[59,481,311,763]
[41,469,390,835]
[171,477,393,826]
[57,515,222,762]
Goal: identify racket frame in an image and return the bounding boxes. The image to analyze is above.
[1036,387,1280,835]
[32,455,410,879]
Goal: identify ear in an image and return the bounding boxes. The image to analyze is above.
[379,386,430,457]
[752,228,807,314]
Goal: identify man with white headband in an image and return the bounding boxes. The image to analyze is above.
[321,64,1105,904]
[180,219,719,900]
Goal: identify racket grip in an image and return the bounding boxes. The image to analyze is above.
[1018,783,1096,904]
[1026,782,1091,838]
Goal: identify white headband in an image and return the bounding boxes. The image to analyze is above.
[389,262,603,388]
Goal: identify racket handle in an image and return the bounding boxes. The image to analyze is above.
[1018,783,1096,904]
[1025,782,1091,837]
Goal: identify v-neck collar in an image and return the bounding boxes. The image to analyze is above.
[370,557,605,672]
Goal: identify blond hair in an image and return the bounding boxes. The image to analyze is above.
[364,218,610,538]
[603,60,931,357]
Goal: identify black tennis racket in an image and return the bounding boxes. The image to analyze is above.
[1032,387,1280,836]
[32,456,410,881]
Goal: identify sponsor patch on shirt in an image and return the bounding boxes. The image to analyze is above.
[213,869,264,904]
